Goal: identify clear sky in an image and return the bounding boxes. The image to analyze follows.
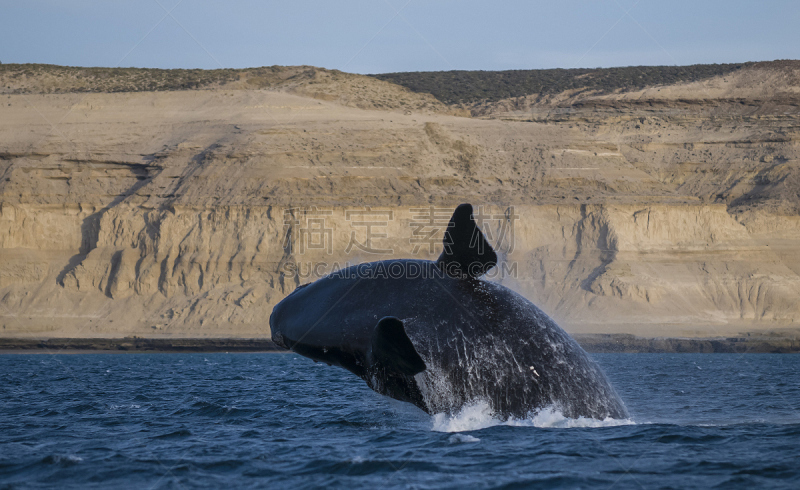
[1,0,798,74]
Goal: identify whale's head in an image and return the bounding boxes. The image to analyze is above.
[268,282,311,350]
[269,273,383,377]
[269,270,428,382]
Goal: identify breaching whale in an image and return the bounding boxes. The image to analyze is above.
[270,204,628,420]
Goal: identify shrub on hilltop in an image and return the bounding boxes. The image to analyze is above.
[371,63,756,105]
[0,64,315,94]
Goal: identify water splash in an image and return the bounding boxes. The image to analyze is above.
[448,433,480,443]
[431,401,635,433]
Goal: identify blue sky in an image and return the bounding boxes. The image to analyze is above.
[1,0,798,73]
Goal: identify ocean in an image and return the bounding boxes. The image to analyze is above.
[1,352,798,489]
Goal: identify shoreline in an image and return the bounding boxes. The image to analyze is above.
[1,334,798,354]
[573,333,800,354]
[0,338,284,354]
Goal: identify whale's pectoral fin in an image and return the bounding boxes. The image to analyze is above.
[368,317,426,376]
[437,203,498,278]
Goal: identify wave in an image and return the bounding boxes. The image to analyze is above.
[431,402,635,433]
[41,454,83,465]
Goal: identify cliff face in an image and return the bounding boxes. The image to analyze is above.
[1,64,799,338]
[3,200,799,338]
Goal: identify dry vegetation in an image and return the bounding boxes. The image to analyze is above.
[0,63,453,114]
[372,61,800,106]
[0,64,303,93]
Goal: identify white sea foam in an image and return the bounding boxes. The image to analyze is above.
[431,401,635,433]
[44,454,83,464]
[109,404,140,410]
[448,433,480,443]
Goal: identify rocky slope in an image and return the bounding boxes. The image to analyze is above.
[1,62,799,339]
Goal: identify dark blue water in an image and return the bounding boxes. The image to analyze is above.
[1,353,799,489]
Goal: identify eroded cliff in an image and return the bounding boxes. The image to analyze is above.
[1,63,799,338]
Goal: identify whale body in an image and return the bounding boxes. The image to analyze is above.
[270,204,628,420]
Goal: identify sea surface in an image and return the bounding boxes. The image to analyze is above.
[1,352,798,489]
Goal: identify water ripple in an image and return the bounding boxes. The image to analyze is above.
[0,353,798,488]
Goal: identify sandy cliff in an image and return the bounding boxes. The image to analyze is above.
[1,63,799,339]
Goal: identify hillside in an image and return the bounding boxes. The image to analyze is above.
[372,60,800,112]
[1,61,799,340]
[0,63,452,114]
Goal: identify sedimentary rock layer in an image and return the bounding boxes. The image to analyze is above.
[1,63,799,338]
